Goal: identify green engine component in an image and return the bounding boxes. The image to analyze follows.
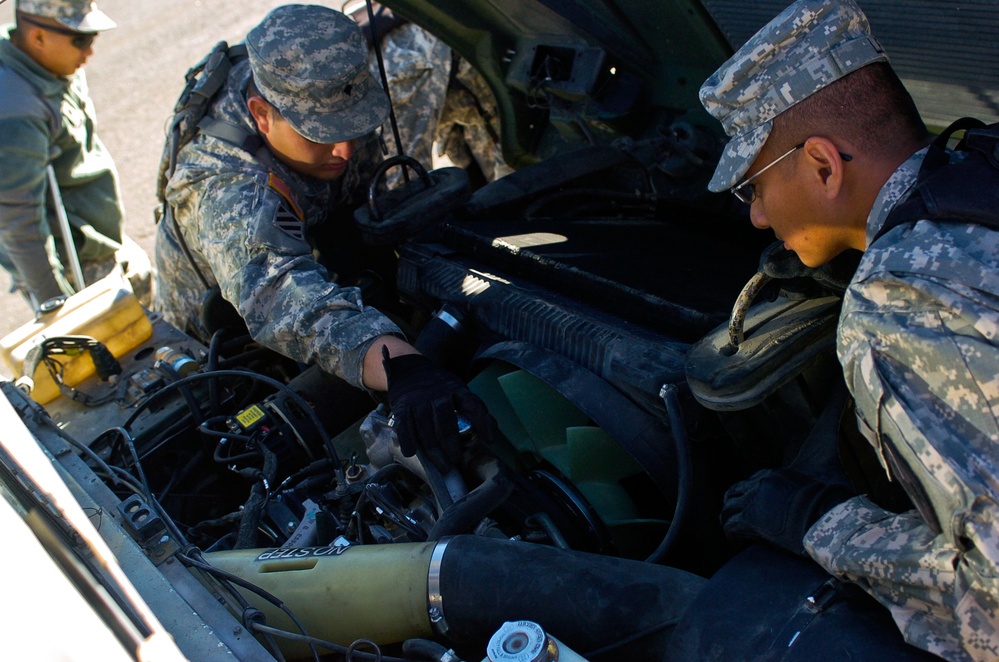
[203,541,437,657]
[468,362,667,556]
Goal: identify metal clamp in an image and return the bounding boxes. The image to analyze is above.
[426,537,452,636]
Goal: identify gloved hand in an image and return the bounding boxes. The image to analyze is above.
[721,468,853,555]
[757,242,861,301]
[384,351,496,473]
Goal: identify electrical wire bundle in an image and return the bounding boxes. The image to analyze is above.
[16,335,122,406]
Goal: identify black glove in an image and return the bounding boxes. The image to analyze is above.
[757,242,861,301]
[384,351,496,472]
[721,468,853,555]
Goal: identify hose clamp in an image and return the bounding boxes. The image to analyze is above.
[427,537,452,636]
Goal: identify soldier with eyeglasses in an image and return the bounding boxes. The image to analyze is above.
[700,1,999,660]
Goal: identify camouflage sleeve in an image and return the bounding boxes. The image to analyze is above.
[817,228,999,660]
[804,497,999,662]
[198,173,402,388]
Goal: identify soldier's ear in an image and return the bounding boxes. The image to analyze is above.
[801,137,846,200]
[247,96,273,135]
[17,21,47,51]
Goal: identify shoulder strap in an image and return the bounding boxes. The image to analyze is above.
[157,41,251,291]
[197,116,263,154]
[157,41,247,204]
[874,118,999,243]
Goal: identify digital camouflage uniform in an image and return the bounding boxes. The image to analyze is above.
[804,147,999,661]
[153,6,400,389]
[371,21,450,189]
[434,56,513,183]
[699,1,999,660]
[0,5,123,306]
[373,17,510,187]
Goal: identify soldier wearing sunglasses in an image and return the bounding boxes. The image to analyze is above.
[0,0,128,309]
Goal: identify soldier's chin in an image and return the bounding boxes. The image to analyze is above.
[301,162,348,181]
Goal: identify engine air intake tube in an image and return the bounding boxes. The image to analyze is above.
[203,535,705,661]
[434,536,704,660]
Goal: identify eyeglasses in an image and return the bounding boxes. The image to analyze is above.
[18,14,97,50]
[730,143,853,205]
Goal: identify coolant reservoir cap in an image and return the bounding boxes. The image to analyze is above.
[487,621,552,662]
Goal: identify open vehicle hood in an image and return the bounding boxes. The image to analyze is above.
[381,0,731,166]
[384,0,999,167]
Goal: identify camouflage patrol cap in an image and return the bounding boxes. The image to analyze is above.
[246,4,390,144]
[699,0,887,192]
[16,0,116,32]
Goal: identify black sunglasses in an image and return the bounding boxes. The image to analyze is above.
[19,14,97,50]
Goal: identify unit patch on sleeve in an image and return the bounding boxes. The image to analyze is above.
[268,172,306,242]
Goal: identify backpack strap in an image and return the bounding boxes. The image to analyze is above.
[874,118,999,243]
[197,116,264,154]
[158,41,254,291]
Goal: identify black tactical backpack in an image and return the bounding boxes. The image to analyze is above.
[155,41,258,291]
[156,42,251,209]
[873,118,999,243]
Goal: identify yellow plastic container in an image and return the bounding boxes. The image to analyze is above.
[0,271,153,404]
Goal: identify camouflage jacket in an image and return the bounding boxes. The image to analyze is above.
[153,58,400,389]
[0,25,123,303]
[372,21,510,185]
[805,148,999,661]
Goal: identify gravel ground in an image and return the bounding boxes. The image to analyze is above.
[0,0,297,378]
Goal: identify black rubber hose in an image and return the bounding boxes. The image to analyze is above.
[401,638,451,661]
[427,462,513,540]
[438,535,706,661]
[645,383,693,564]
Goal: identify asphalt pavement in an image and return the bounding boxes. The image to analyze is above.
[0,0,297,377]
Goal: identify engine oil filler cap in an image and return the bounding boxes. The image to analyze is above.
[486,621,553,662]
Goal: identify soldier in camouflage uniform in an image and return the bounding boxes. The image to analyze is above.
[699,0,999,659]
[153,5,494,472]
[357,3,511,189]
[434,55,513,184]
[0,0,137,309]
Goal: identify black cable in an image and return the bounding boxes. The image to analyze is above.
[95,427,191,548]
[211,437,259,465]
[276,457,335,491]
[259,629,287,662]
[157,361,207,426]
[105,466,145,496]
[95,427,153,504]
[121,368,349,543]
[363,483,428,541]
[122,369,343,484]
[415,447,453,513]
[249,622,409,662]
[39,416,125,490]
[236,437,278,548]
[208,329,225,414]
[347,638,385,662]
[178,550,321,662]
[364,0,406,171]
